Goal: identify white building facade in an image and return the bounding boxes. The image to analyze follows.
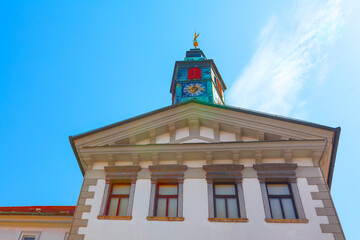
[68,98,345,240]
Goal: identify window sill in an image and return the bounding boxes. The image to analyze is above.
[265,218,308,223]
[208,218,248,223]
[146,217,184,221]
[97,216,132,220]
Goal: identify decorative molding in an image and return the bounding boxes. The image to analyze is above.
[132,153,139,166]
[149,164,188,182]
[283,150,293,164]
[168,123,176,143]
[146,217,184,221]
[234,127,242,141]
[188,117,200,136]
[149,129,156,144]
[152,153,159,165]
[203,164,244,181]
[104,166,141,181]
[107,154,114,167]
[208,218,248,223]
[213,122,220,141]
[254,151,263,164]
[232,151,240,164]
[176,152,184,165]
[258,132,265,141]
[205,151,213,165]
[265,219,308,223]
[97,216,132,220]
[253,163,297,182]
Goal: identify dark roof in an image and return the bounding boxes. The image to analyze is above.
[0,206,76,216]
[69,99,340,188]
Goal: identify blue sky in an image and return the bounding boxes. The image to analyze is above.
[0,0,359,238]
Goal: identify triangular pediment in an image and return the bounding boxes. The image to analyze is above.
[72,101,335,149]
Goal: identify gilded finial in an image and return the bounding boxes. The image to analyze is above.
[193,31,200,48]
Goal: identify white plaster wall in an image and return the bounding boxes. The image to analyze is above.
[200,126,214,139]
[175,127,189,140]
[219,131,236,142]
[80,177,333,240]
[0,227,69,240]
[156,133,170,144]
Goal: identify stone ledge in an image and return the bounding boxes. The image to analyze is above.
[146,216,184,221]
[97,216,132,220]
[265,218,309,223]
[208,218,248,223]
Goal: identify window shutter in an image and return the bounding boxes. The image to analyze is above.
[187,67,201,80]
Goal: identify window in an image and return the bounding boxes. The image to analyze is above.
[147,165,187,221]
[106,184,131,216]
[98,166,141,220]
[203,164,247,222]
[155,184,178,217]
[187,67,201,80]
[254,163,307,223]
[213,183,240,218]
[19,232,41,240]
[266,183,297,219]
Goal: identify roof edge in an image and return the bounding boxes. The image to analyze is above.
[327,127,341,189]
[70,100,339,141]
[69,136,85,176]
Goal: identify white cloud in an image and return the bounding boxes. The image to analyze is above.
[228,0,350,116]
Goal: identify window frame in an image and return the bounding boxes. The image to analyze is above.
[213,182,240,218]
[147,165,187,221]
[19,232,41,240]
[105,183,131,217]
[254,163,307,223]
[154,183,179,217]
[98,166,141,220]
[203,164,247,222]
[266,182,298,219]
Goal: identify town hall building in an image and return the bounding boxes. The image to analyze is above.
[0,43,346,240]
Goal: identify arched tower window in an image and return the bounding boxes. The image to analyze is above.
[187,67,201,80]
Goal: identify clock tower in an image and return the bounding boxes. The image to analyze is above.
[170,47,227,105]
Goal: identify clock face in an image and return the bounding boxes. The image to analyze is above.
[182,82,206,97]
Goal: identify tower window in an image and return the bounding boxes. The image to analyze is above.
[188,67,201,80]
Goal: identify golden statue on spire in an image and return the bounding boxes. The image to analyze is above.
[193,31,200,48]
